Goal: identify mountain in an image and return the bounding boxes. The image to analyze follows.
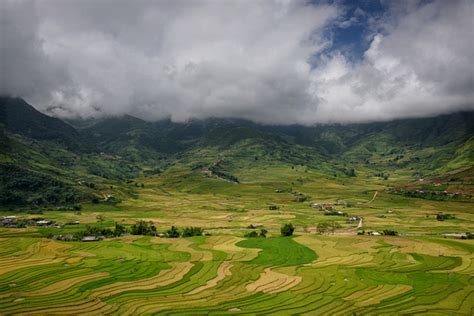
[0,96,473,207]
[0,96,84,151]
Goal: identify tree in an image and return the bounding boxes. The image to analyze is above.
[182,227,204,237]
[114,222,127,237]
[281,223,295,236]
[131,220,156,235]
[382,229,398,236]
[167,226,180,238]
[317,221,341,234]
[316,222,330,234]
[244,231,259,238]
[259,229,268,238]
[96,215,105,224]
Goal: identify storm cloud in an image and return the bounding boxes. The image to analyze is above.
[1,0,473,124]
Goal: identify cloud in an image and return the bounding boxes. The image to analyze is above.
[1,0,473,124]
[310,0,474,123]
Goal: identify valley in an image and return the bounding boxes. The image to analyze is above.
[0,97,473,314]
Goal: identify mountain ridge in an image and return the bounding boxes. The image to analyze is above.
[1,96,473,206]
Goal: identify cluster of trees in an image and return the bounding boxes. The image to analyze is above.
[166,225,208,237]
[131,220,157,235]
[182,226,204,237]
[68,220,206,240]
[244,229,267,238]
[0,164,82,206]
[130,222,205,238]
[73,223,127,240]
[208,165,239,183]
[400,190,460,201]
[343,168,357,177]
[316,221,341,234]
[165,226,205,238]
[382,229,398,236]
[436,213,455,221]
[374,172,390,180]
[243,224,296,238]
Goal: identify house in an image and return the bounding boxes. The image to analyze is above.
[36,220,51,226]
[310,203,323,210]
[82,236,103,242]
[66,221,80,225]
[348,216,360,222]
[368,231,381,236]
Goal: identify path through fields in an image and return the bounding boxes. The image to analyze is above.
[358,191,378,205]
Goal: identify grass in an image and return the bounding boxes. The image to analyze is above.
[237,237,317,266]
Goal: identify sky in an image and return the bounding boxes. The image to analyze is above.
[1,0,473,125]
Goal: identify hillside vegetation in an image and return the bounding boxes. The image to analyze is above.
[0,96,473,314]
[1,97,473,208]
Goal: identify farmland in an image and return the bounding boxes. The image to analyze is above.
[1,161,473,315]
[1,98,473,314]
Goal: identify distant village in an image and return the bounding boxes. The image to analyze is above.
[0,215,79,229]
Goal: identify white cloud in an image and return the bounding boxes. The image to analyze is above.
[310,0,474,123]
[1,0,473,124]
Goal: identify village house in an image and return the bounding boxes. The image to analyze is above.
[368,231,381,236]
[35,220,51,226]
[348,216,360,222]
[82,236,103,242]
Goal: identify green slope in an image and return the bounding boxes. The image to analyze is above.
[1,96,473,207]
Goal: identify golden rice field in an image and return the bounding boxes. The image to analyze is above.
[0,165,473,314]
[0,233,472,315]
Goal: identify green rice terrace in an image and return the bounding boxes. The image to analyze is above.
[2,1,474,314]
[1,162,473,315]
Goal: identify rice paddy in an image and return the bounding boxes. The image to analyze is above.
[0,164,473,314]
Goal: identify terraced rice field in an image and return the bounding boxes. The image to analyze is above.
[0,233,472,315]
[1,164,473,314]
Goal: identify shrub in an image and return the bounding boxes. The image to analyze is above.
[96,215,105,223]
[281,223,295,236]
[244,231,259,238]
[383,229,398,236]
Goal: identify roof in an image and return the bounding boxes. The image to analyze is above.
[82,236,99,241]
